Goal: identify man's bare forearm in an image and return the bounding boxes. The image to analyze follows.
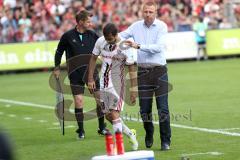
[128,64,137,90]
[88,55,98,81]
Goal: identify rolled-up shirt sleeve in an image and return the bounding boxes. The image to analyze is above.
[124,48,135,65]
[120,25,133,40]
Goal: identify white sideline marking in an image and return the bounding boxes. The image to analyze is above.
[48,125,75,130]
[5,104,11,108]
[218,128,240,131]
[38,120,48,123]
[52,122,60,126]
[24,117,32,120]
[1,98,240,137]
[181,151,223,157]
[124,117,240,137]
[8,114,16,118]
[170,123,240,137]
[0,98,53,109]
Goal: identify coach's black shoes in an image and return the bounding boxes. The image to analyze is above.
[76,129,85,140]
[161,143,170,151]
[145,134,153,148]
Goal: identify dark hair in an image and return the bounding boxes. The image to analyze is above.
[103,23,118,37]
[75,10,92,23]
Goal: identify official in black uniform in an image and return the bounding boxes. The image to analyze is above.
[53,10,107,139]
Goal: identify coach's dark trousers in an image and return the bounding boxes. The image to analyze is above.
[137,65,171,145]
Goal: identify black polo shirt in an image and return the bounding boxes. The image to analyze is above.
[54,27,99,68]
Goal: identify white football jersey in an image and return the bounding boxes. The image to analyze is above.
[92,36,135,89]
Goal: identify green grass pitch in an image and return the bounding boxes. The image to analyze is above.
[0,58,240,160]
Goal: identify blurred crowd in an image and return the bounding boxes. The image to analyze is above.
[0,0,240,43]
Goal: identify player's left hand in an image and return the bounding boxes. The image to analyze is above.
[130,91,137,105]
[88,80,96,94]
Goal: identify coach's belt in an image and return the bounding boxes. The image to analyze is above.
[138,65,166,70]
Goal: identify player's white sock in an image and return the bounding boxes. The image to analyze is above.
[112,118,122,133]
[120,118,138,150]
[120,119,133,137]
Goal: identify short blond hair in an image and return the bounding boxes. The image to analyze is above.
[143,1,157,10]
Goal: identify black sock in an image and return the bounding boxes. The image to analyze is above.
[75,108,84,133]
[98,117,105,130]
[97,104,105,130]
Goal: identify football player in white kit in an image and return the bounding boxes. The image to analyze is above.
[88,23,138,150]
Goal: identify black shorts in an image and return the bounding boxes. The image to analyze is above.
[68,68,100,95]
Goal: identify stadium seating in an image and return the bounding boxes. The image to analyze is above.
[0,0,239,43]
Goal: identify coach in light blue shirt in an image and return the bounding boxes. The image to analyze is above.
[120,1,171,151]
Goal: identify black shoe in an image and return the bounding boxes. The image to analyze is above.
[77,132,85,140]
[76,129,85,140]
[98,128,109,135]
[145,134,153,148]
[161,143,170,151]
[98,123,108,135]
